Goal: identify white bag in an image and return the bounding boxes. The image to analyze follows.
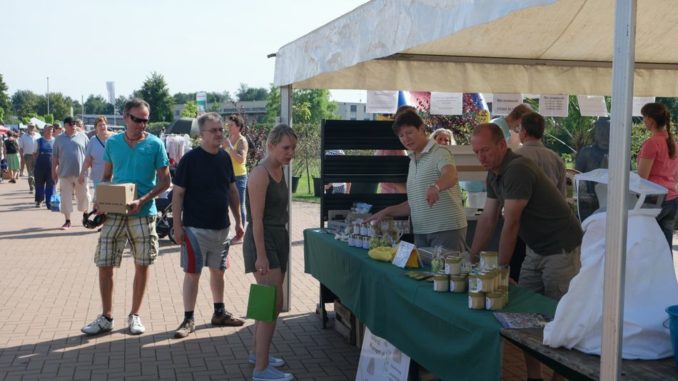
[543,211,678,359]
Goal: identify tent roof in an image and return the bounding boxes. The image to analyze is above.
[273,0,678,96]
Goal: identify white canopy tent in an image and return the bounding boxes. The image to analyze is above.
[273,0,678,378]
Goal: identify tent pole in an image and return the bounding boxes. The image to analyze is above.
[280,85,293,312]
[601,0,636,379]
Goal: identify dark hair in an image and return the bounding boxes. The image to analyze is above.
[641,102,675,159]
[63,116,75,126]
[473,123,505,144]
[123,98,151,115]
[520,112,545,139]
[392,109,424,135]
[227,114,245,131]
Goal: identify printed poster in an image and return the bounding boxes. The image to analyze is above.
[539,94,569,117]
[429,92,463,115]
[492,93,523,116]
[356,327,410,381]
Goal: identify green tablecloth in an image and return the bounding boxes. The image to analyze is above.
[304,228,557,381]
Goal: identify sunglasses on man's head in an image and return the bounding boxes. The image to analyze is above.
[128,114,149,124]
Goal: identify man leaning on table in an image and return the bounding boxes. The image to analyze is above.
[469,123,583,381]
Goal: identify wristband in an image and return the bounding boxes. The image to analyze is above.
[430,183,441,192]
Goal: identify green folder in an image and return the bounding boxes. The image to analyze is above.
[246,284,277,322]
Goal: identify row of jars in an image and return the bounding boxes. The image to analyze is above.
[468,289,510,311]
[348,235,370,249]
[351,220,411,237]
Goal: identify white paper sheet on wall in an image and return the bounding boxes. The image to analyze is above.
[366,91,398,114]
[430,92,463,115]
[492,93,523,115]
[577,95,608,117]
[539,94,569,117]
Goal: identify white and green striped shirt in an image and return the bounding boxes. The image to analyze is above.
[407,141,467,234]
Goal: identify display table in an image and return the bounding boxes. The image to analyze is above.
[304,228,557,381]
[501,328,678,381]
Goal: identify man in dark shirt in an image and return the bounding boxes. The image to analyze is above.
[470,123,583,380]
[171,112,245,338]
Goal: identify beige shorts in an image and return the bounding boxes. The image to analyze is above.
[94,214,158,267]
[518,245,581,300]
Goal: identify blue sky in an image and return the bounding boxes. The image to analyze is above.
[1,0,368,102]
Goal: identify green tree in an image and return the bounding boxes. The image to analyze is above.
[181,100,198,118]
[173,92,195,104]
[115,95,128,114]
[236,83,269,102]
[134,72,174,122]
[265,85,338,124]
[0,107,4,123]
[11,90,40,119]
[36,93,76,121]
[0,74,10,115]
[84,94,114,115]
[42,114,54,124]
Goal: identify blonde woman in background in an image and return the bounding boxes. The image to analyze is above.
[224,114,248,241]
[431,128,456,146]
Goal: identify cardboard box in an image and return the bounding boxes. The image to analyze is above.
[96,182,136,214]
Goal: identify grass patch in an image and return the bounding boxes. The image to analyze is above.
[292,171,320,203]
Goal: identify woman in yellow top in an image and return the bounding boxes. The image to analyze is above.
[224,115,249,240]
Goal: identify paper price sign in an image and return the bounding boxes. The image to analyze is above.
[392,241,416,268]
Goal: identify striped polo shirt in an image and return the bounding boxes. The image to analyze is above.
[407,141,467,234]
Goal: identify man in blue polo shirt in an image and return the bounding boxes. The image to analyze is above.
[81,98,170,336]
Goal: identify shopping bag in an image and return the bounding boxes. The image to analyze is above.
[246,284,277,322]
[50,192,61,212]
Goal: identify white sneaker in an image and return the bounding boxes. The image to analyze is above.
[81,315,114,335]
[252,366,294,381]
[128,314,145,334]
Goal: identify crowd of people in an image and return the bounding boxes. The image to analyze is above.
[1,97,675,381]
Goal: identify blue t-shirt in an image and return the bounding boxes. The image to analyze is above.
[103,133,169,216]
[490,117,511,141]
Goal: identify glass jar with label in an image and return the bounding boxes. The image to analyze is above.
[468,292,485,309]
[478,272,494,293]
[468,273,480,293]
[444,256,462,275]
[362,235,370,249]
[433,274,449,292]
[480,251,498,271]
[450,275,467,293]
[485,292,504,311]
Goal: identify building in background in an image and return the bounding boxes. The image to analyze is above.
[335,102,374,121]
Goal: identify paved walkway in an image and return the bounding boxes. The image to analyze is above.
[3,177,672,380]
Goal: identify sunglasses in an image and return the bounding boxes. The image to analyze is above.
[128,113,149,124]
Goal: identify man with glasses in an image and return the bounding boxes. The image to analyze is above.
[81,98,170,336]
[171,112,245,338]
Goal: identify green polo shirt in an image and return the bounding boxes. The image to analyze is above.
[407,141,467,234]
[486,150,582,254]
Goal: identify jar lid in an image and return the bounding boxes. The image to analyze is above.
[450,275,468,281]
[469,291,485,297]
[480,251,498,257]
[433,274,449,281]
[445,256,462,263]
[487,292,503,298]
